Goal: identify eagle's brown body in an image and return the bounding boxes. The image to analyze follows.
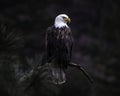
[46,25,73,84]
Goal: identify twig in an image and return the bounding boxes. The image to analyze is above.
[69,62,94,84]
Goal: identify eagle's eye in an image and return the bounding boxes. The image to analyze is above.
[61,16,71,23]
[62,16,67,19]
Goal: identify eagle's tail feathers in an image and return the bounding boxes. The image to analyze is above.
[49,63,66,85]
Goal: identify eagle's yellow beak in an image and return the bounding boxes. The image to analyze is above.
[65,17,71,23]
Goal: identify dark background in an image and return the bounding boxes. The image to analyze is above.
[0,0,120,96]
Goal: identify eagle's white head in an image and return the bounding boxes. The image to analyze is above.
[54,14,71,28]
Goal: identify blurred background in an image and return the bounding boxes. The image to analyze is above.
[0,0,120,96]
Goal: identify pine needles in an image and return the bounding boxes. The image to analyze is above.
[0,23,59,96]
[0,24,23,53]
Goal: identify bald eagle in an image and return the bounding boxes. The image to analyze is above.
[46,14,73,84]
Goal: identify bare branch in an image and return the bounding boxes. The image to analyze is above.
[69,62,94,84]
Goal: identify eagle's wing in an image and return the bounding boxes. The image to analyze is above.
[46,26,56,62]
[46,26,73,63]
[67,27,73,61]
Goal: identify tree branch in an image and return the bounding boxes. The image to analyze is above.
[69,62,94,84]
